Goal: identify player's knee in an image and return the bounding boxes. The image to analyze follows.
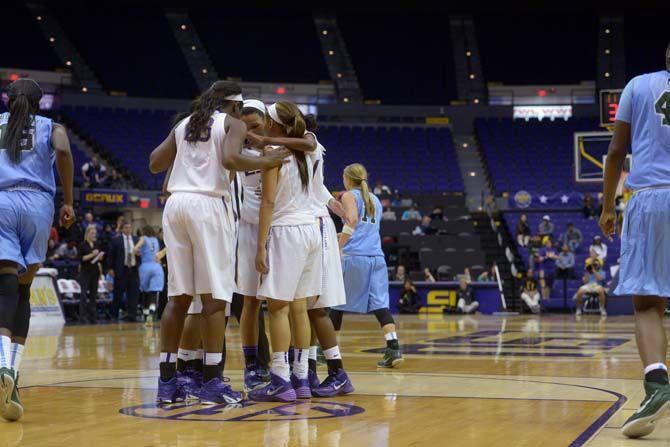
[372,308,395,327]
[200,297,227,317]
[308,307,327,322]
[329,310,343,331]
[267,299,289,316]
[13,284,31,338]
[167,295,192,315]
[0,273,20,331]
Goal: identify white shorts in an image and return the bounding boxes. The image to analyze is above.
[187,295,231,316]
[236,219,259,297]
[308,216,346,310]
[163,192,236,302]
[258,223,322,301]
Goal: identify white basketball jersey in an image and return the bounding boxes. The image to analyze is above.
[306,132,332,218]
[239,147,262,225]
[272,154,315,226]
[169,111,231,198]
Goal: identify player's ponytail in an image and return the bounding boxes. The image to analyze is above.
[344,163,376,218]
[270,101,309,191]
[1,79,42,164]
[186,80,241,143]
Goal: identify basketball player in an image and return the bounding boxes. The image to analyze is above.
[0,79,75,422]
[330,163,404,368]
[249,102,322,402]
[251,116,354,395]
[600,43,670,439]
[148,81,288,404]
[134,226,164,324]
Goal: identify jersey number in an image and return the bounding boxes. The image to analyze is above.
[655,91,670,126]
[0,123,36,151]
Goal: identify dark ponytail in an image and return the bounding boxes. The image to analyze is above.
[274,101,309,190]
[1,79,42,164]
[185,80,241,143]
[303,114,317,132]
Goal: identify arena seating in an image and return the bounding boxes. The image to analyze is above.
[476,117,602,195]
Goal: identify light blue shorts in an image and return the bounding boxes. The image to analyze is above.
[334,255,389,314]
[0,190,54,274]
[615,188,670,297]
[139,262,165,292]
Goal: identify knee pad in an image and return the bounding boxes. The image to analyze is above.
[372,308,395,327]
[13,284,31,338]
[329,309,343,331]
[0,274,20,331]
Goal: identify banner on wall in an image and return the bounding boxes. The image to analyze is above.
[509,191,599,209]
[82,189,128,207]
[31,274,65,325]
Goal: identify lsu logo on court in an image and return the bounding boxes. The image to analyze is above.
[513,190,532,208]
[120,400,364,422]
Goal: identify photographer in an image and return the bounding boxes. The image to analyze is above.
[398,280,422,314]
[455,278,479,314]
[574,256,607,317]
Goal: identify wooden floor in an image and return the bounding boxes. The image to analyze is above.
[3,313,670,446]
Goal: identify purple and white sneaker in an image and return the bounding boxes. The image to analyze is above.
[156,376,186,403]
[308,369,320,391]
[244,367,269,393]
[249,373,296,402]
[291,374,312,399]
[312,370,355,398]
[177,370,202,400]
[197,377,244,404]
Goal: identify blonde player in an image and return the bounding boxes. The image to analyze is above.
[249,102,322,402]
[149,81,288,404]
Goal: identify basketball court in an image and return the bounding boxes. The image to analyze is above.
[1,314,664,447]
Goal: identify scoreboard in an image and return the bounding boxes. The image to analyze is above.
[599,89,622,127]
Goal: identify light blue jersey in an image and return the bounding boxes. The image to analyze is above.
[0,113,56,196]
[343,189,384,257]
[140,236,160,264]
[616,70,670,190]
[139,236,164,292]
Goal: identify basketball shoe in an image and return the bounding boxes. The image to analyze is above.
[0,368,16,421]
[290,374,312,399]
[197,377,244,405]
[156,376,186,403]
[312,370,355,397]
[377,348,404,368]
[622,380,670,438]
[244,366,268,393]
[249,373,296,402]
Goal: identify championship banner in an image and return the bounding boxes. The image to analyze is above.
[82,189,128,207]
[30,274,65,325]
[509,191,595,209]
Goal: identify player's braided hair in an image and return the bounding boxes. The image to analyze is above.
[1,79,42,164]
[185,81,241,143]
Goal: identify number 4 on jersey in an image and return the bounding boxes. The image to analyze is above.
[655,91,670,126]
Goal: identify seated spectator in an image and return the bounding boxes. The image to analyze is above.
[429,206,444,221]
[538,215,554,240]
[477,264,498,282]
[583,193,596,219]
[461,267,472,284]
[382,207,397,221]
[401,204,422,221]
[391,192,403,207]
[537,239,558,298]
[556,245,576,279]
[373,180,392,197]
[397,280,422,314]
[455,278,479,314]
[412,216,435,235]
[51,240,79,261]
[516,213,531,247]
[575,257,607,317]
[81,156,108,188]
[561,223,583,252]
[81,212,103,234]
[395,265,407,282]
[104,168,128,189]
[589,236,608,261]
[424,268,436,283]
[521,270,541,314]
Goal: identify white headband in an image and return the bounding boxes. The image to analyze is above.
[267,103,284,125]
[243,99,266,115]
[224,93,244,101]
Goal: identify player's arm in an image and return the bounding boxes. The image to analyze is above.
[338,191,359,249]
[255,166,279,274]
[600,120,631,238]
[314,181,346,219]
[149,127,177,174]
[248,131,317,153]
[155,247,167,262]
[162,166,172,196]
[133,236,145,255]
[52,123,75,228]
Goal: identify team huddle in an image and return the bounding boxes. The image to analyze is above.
[149,80,403,404]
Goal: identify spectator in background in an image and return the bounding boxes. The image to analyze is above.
[538,215,554,241]
[395,265,407,282]
[373,180,392,197]
[574,257,607,317]
[81,156,107,188]
[537,239,558,299]
[478,264,498,282]
[100,224,114,248]
[114,215,126,237]
[382,207,397,221]
[455,278,479,314]
[589,236,608,262]
[556,245,576,279]
[461,268,472,283]
[424,268,436,283]
[50,226,60,245]
[81,212,103,233]
[561,223,583,252]
[51,239,79,262]
[516,213,531,247]
[429,206,444,221]
[79,225,104,324]
[583,193,596,219]
[398,280,422,314]
[391,192,403,207]
[107,222,140,322]
[105,168,128,189]
[401,204,422,221]
[412,215,436,235]
[521,270,541,314]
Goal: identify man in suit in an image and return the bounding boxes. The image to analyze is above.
[107,222,139,321]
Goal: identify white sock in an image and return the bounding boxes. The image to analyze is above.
[384,332,398,341]
[196,349,204,360]
[0,336,11,369]
[293,349,309,380]
[177,348,197,361]
[10,343,24,371]
[309,346,318,361]
[271,352,290,381]
[204,352,223,366]
[159,352,177,364]
[644,363,668,375]
[323,346,342,360]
